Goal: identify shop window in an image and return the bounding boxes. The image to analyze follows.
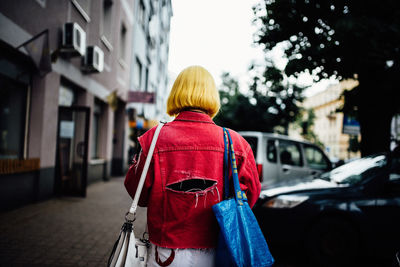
[0,75,27,159]
[91,99,103,159]
[59,85,76,107]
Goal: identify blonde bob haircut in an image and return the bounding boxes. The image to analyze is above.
[167,65,220,118]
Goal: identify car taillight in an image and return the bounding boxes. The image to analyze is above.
[257,164,263,182]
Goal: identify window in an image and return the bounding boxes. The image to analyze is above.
[243,137,258,158]
[266,140,277,163]
[157,59,162,83]
[102,0,113,41]
[119,24,127,61]
[138,1,146,29]
[134,58,142,91]
[144,67,149,92]
[304,144,329,170]
[91,99,103,159]
[59,85,76,107]
[0,76,28,159]
[278,140,302,166]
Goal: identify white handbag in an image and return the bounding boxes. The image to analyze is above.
[108,122,164,267]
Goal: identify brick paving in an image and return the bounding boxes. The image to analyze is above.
[0,177,147,267]
[0,177,302,267]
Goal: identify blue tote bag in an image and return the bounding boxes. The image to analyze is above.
[213,128,274,267]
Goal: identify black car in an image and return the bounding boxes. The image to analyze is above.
[254,150,400,267]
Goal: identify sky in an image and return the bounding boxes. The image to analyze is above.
[167,0,336,96]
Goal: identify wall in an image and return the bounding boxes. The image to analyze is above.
[0,0,135,210]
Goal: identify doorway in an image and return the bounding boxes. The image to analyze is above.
[55,106,90,197]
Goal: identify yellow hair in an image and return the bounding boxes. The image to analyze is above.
[167,66,220,118]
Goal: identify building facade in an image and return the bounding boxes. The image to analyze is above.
[128,0,172,122]
[290,80,361,161]
[0,0,172,211]
[125,0,172,160]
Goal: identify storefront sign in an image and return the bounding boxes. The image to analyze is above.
[0,158,40,174]
[128,91,155,103]
[60,121,75,138]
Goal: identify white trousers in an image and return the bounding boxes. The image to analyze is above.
[147,243,215,267]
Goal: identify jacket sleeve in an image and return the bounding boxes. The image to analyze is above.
[124,141,154,207]
[237,145,261,208]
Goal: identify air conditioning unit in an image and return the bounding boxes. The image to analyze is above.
[61,22,86,56]
[81,46,104,73]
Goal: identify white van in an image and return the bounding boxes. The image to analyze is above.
[239,131,332,188]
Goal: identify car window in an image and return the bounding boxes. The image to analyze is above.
[266,140,277,163]
[278,140,302,166]
[243,136,258,158]
[304,144,329,170]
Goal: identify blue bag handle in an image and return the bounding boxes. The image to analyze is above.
[223,128,248,205]
[223,128,230,200]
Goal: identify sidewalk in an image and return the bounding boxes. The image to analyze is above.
[0,177,147,267]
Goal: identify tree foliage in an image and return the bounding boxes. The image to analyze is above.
[214,69,304,134]
[294,108,323,147]
[253,0,400,155]
[215,72,275,132]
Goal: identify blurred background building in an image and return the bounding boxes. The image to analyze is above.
[290,80,361,161]
[127,0,172,122]
[0,0,172,211]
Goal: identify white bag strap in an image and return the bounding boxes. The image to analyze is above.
[128,122,164,215]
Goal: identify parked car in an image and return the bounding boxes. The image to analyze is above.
[239,131,332,188]
[253,150,400,266]
[329,157,346,168]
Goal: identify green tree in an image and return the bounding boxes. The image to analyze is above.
[294,108,324,147]
[255,61,305,134]
[215,69,304,134]
[215,72,275,132]
[253,0,400,156]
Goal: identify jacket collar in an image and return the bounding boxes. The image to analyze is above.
[174,111,215,124]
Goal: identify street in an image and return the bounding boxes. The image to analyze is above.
[0,177,147,267]
[0,177,300,267]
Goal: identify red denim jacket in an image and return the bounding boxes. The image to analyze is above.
[124,111,261,249]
